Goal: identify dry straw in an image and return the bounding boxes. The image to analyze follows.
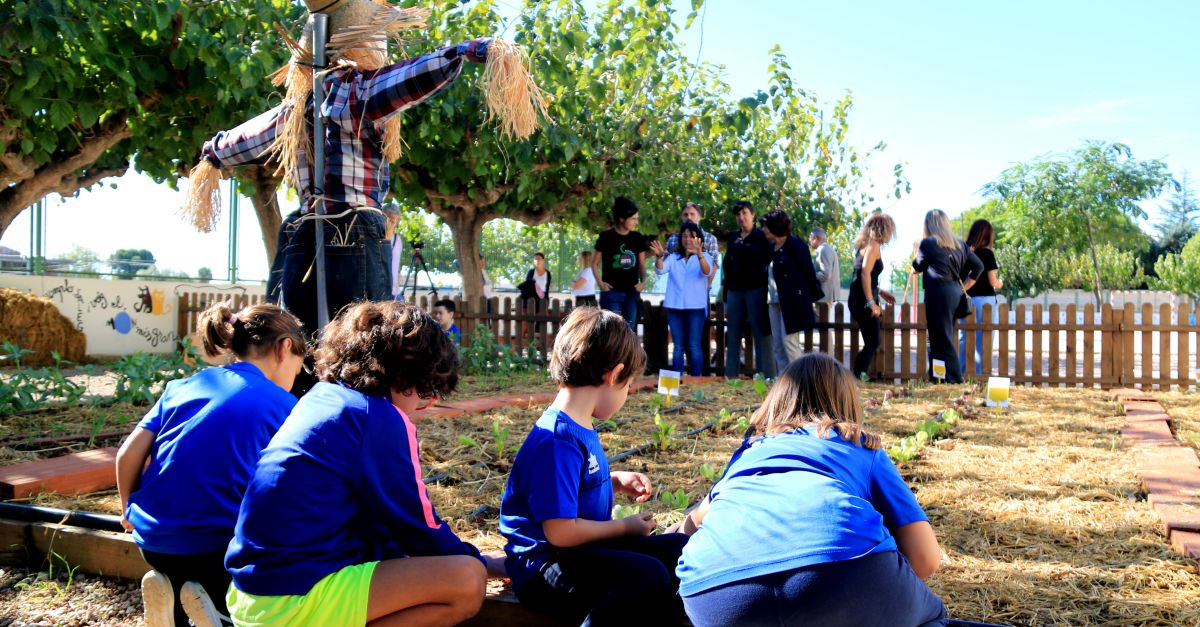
[479,38,551,141]
[180,160,222,233]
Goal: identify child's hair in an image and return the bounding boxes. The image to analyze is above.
[760,209,792,238]
[746,353,881,450]
[198,302,305,361]
[673,221,703,256]
[434,299,456,313]
[965,219,995,250]
[549,307,646,387]
[579,250,593,265]
[854,212,897,250]
[611,196,639,224]
[315,301,458,399]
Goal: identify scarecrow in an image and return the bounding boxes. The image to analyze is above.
[181,0,545,355]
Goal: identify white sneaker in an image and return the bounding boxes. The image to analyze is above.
[141,570,175,627]
[180,581,229,627]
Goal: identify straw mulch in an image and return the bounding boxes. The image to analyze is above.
[0,288,86,366]
[908,386,1200,625]
[1155,390,1200,455]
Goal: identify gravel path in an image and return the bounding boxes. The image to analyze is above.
[0,567,142,626]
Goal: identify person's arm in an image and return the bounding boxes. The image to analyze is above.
[115,427,156,532]
[200,104,289,168]
[543,512,656,547]
[592,240,610,291]
[672,495,711,536]
[362,39,491,122]
[861,244,881,317]
[547,270,552,297]
[961,245,984,291]
[988,269,1003,289]
[814,246,829,283]
[571,270,589,290]
[793,238,824,303]
[636,251,647,291]
[894,520,941,579]
[911,239,931,273]
[697,251,712,278]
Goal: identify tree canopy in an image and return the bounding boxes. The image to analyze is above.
[389,0,904,301]
[0,0,300,255]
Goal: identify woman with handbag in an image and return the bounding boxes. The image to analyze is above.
[911,210,983,383]
[848,213,898,381]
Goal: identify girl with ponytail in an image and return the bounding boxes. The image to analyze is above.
[116,302,305,627]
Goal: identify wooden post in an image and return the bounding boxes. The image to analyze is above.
[900,303,913,380]
[1031,303,1043,385]
[1158,303,1171,388]
[1014,304,1027,384]
[833,303,845,368]
[1122,303,1136,385]
[818,303,831,354]
[880,303,896,381]
[916,304,928,379]
[714,302,726,375]
[1064,304,1077,386]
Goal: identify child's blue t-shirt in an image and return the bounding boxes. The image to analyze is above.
[225,382,482,596]
[500,407,613,591]
[676,425,929,597]
[447,323,461,345]
[125,362,296,554]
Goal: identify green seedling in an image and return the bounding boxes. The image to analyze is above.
[698,463,723,483]
[859,372,871,384]
[726,379,744,390]
[651,413,676,451]
[660,488,690,511]
[646,393,664,415]
[613,503,644,519]
[752,373,769,400]
[458,434,484,453]
[734,415,751,433]
[691,390,707,403]
[88,415,107,447]
[491,419,513,461]
[596,419,618,431]
[2,341,34,367]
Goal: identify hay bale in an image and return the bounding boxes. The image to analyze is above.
[0,287,87,366]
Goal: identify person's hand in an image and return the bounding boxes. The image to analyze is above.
[612,471,653,502]
[996,278,1004,289]
[634,281,645,292]
[621,512,657,537]
[870,303,883,318]
[482,551,508,579]
[880,291,896,305]
[648,240,665,258]
[687,237,702,254]
[913,241,920,253]
[120,517,134,533]
[598,280,612,292]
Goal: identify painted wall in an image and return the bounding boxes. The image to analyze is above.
[1,275,265,356]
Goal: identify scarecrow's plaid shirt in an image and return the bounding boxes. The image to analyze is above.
[201,39,490,214]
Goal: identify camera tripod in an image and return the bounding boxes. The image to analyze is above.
[401,245,440,303]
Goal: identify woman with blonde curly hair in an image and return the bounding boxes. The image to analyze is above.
[848,212,898,380]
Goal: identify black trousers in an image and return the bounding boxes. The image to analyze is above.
[141,548,230,625]
[924,280,964,383]
[852,304,882,380]
[515,533,689,626]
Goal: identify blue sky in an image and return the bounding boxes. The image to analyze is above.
[3,0,1197,280]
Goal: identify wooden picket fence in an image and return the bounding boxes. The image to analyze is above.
[177,292,1200,389]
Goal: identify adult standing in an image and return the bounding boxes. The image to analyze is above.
[650,223,713,376]
[479,254,495,313]
[383,203,404,301]
[665,202,720,286]
[961,220,1003,375]
[721,201,775,378]
[848,213,898,381]
[809,227,841,306]
[911,209,983,383]
[519,252,552,314]
[571,251,598,307]
[765,262,790,376]
[593,197,648,331]
[761,209,824,366]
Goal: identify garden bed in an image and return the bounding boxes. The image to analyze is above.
[3,380,1199,625]
[1156,389,1200,454]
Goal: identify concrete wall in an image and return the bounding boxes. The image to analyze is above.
[1,274,264,357]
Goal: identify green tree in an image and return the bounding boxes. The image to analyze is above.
[197,267,213,283]
[982,142,1171,307]
[391,0,902,302]
[1153,233,1200,304]
[109,248,155,279]
[994,244,1074,304]
[0,1,300,262]
[56,245,102,276]
[1067,243,1145,304]
[1156,171,1198,256]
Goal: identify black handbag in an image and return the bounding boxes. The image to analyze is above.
[955,280,974,320]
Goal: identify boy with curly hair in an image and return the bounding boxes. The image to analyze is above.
[224,301,485,626]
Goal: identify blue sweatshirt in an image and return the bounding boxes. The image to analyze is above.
[677,426,928,597]
[126,362,295,554]
[226,382,481,596]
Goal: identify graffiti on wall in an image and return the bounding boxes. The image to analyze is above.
[42,277,179,349]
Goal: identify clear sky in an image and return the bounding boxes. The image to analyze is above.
[3,0,1197,280]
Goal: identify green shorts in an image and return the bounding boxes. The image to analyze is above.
[227,562,378,627]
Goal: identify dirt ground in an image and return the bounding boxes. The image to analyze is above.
[3,380,1198,625]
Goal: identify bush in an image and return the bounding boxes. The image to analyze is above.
[458,325,543,376]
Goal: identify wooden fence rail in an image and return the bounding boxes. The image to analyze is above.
[177,293,1200,390]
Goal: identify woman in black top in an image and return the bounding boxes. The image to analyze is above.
[960,220,1003,375]
[911,210,983,383]
[848,213,898,380]
[760,210,824,365]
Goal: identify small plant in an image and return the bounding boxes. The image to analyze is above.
[1,340,34,368]
[87,415,107,447]
[651,413,676,451]
[859,372,871,384]
[458,434,484,453]
[698,463,723,483]
[691,390,707,403]
[613,503,643,519]
[734,415,751,433]
[595,418,618,431]
[645,393,664,415]
[458,326,541,376]
[725,378,744,390]
[490,419,514,461]
[659,488,690,511]
[752,373,769,400]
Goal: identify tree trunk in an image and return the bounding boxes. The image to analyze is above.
[245,166,284,267]
[1083,216,1104,308]
[434,202,490,305]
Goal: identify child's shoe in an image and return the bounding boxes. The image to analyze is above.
[180,581,228,627]
[140,570,175,627]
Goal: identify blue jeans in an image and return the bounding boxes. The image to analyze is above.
[666,308,706,376]
[599,290,639,331]
[683,550,947,627]
[958,295,997,376]
[725,287,774,378]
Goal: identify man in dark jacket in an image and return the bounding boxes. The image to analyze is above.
[760,209,824,364]
[721,201,776,378]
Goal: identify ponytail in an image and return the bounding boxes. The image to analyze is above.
[196,302,306,361]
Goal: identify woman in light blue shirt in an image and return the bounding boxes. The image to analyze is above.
[649,222,712,375]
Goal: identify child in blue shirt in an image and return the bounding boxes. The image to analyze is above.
[673,353,947,627]
[500,307,689,625]
[649,221,713,376]
[433,298,462,345]
[224,301,486,626]
[116,302,306,627]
